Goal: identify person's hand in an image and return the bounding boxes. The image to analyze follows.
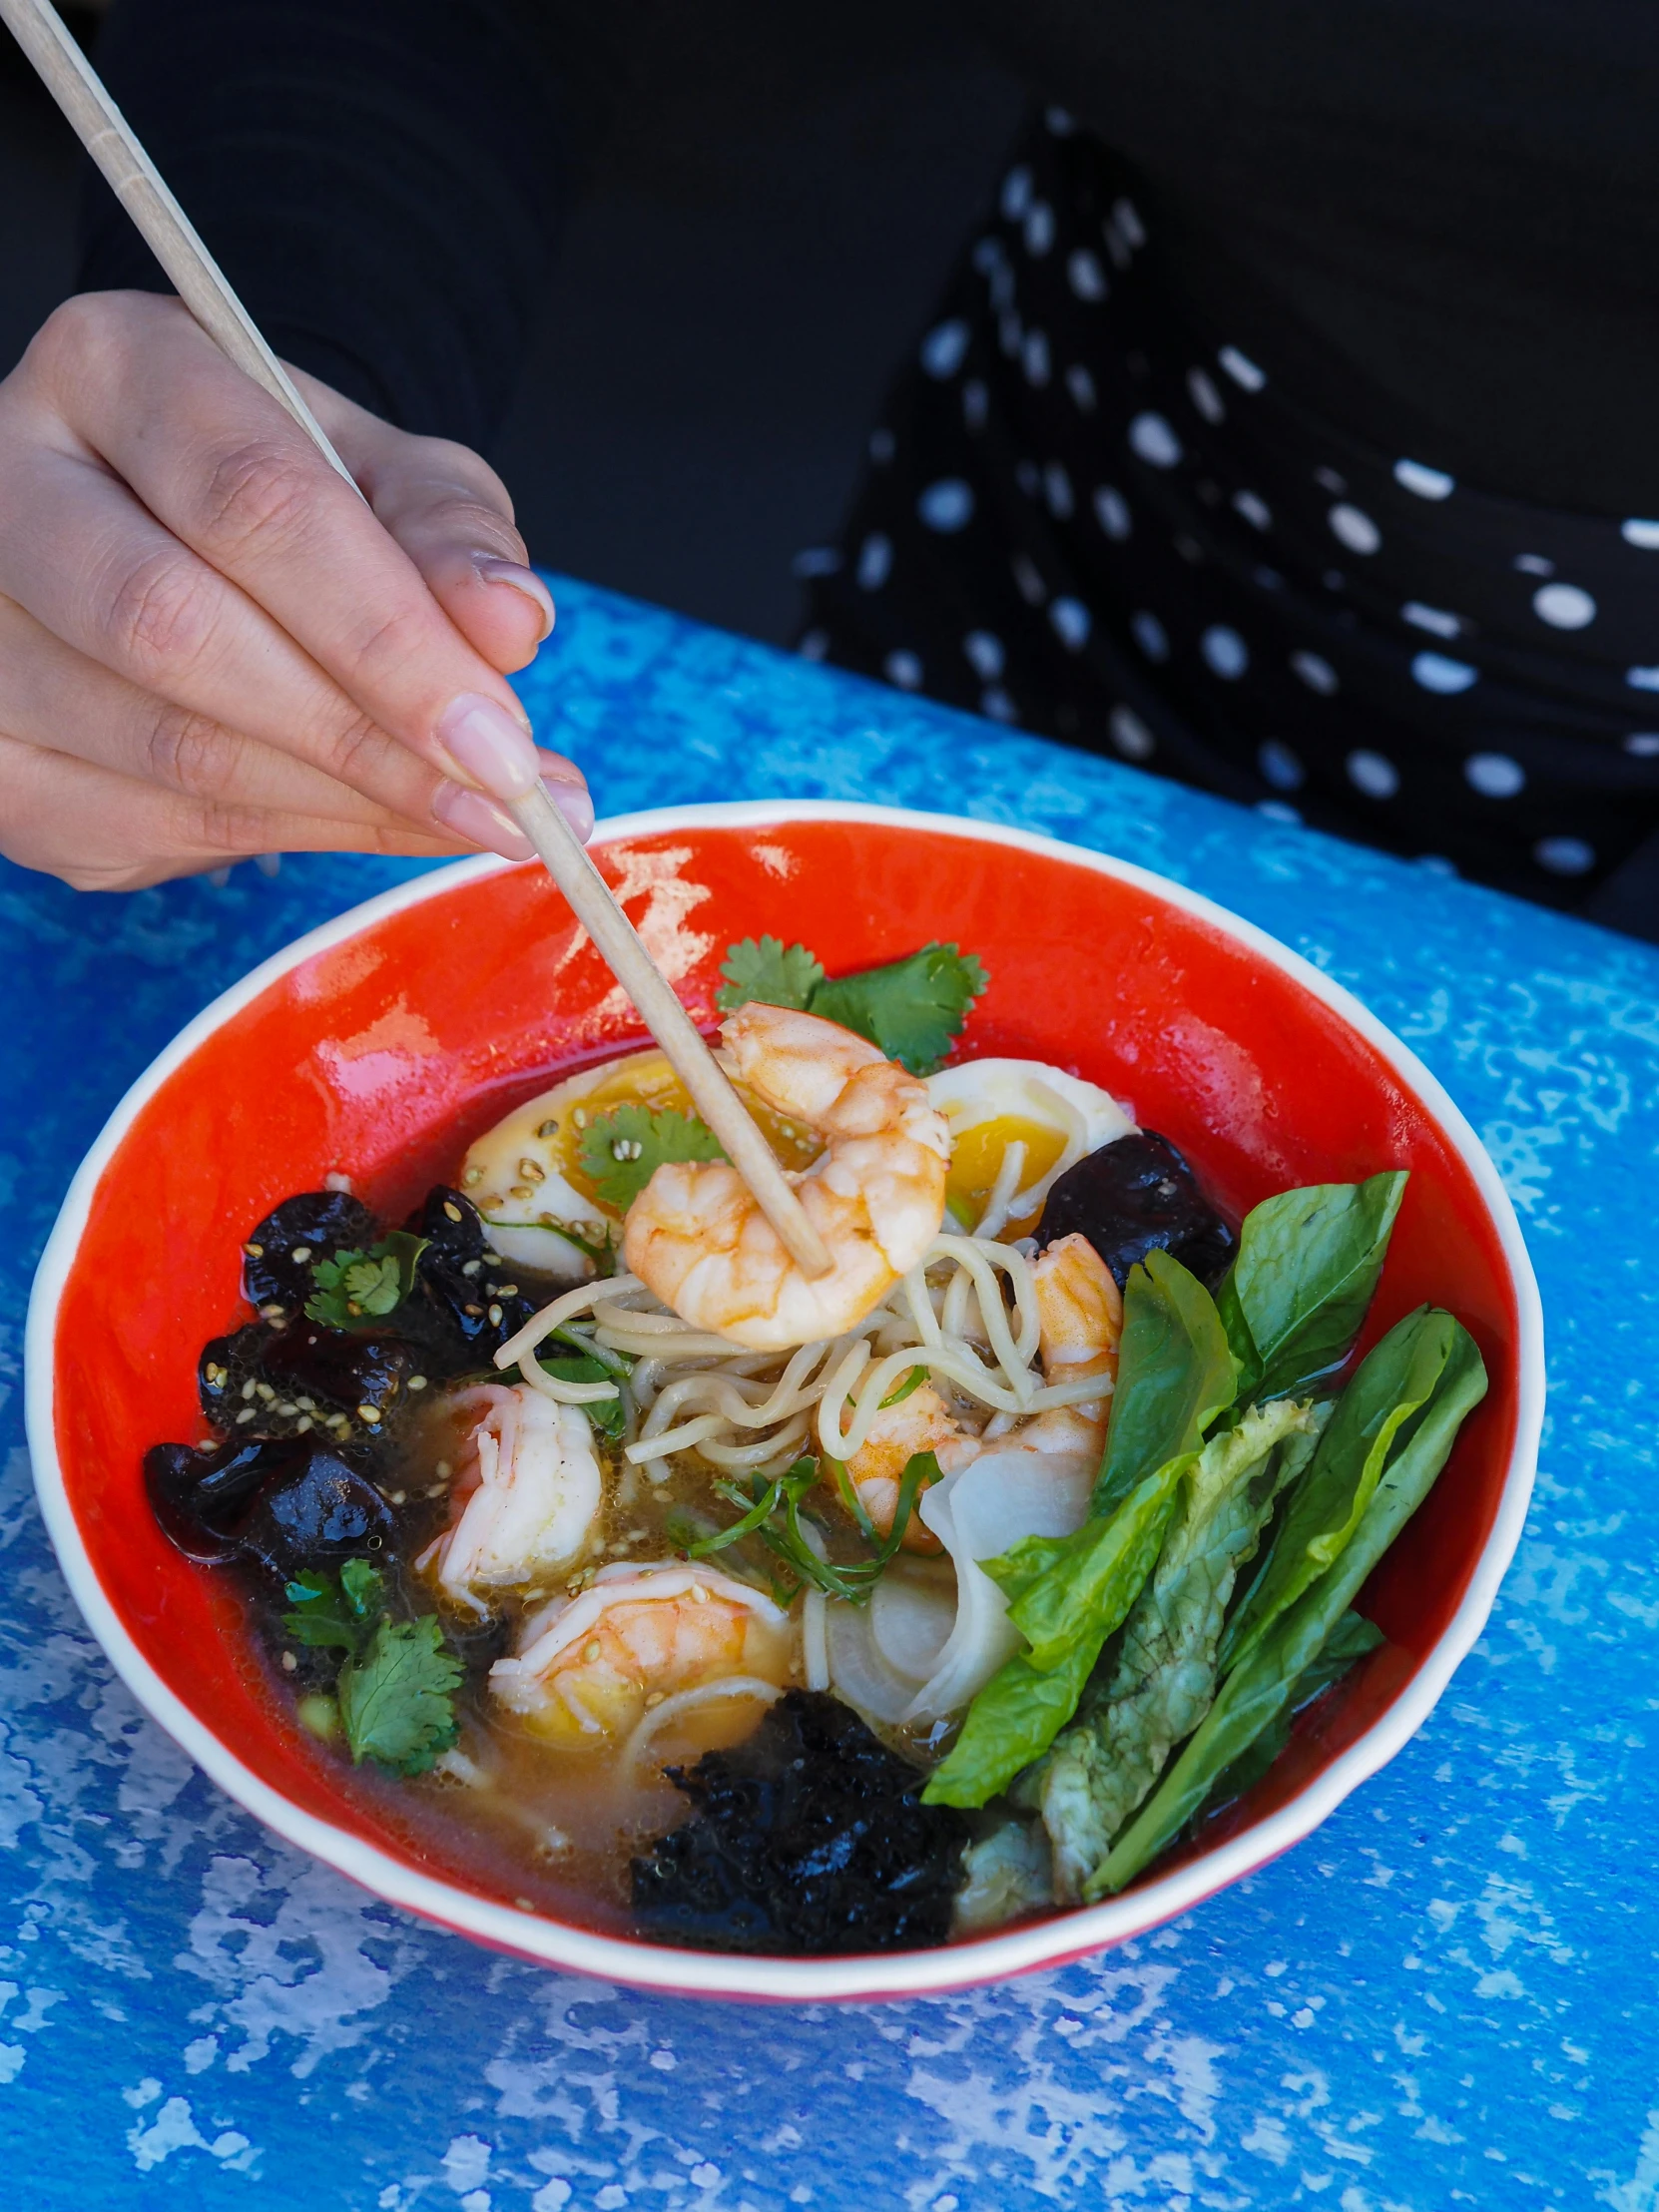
[0,289,591,890]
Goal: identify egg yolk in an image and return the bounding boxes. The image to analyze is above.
[550,1051,822,1214]
[944,1114,1069,1233]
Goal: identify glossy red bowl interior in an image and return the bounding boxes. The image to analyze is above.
[27,804,1541,2000]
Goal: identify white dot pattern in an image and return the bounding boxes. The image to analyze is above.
[795,114,1658,914]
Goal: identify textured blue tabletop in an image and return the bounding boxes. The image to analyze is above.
[3,577,1658,2211]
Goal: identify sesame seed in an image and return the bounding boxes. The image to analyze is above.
[509,1185,533,1201]
[389,1490,406,1505]
[358,1404,381,1423]
[483,1251,503,1265]
[582,1639,602,1662]
[691,1584,709,1604]
[515,1898,535,1912]
[205,1364,225,1386]
[240,1381,257,1401]
[259,1304,285,1322]
[236,1408,256,1424]
[461,1259,481,1278]
[424,1482,446,1498]
[487,1304,503,1327]
[518,1157,547,1183]
[536,1119,560,1139]
[296,1416,312,1434]
[463,1165,484,1186]
[290,1246,311,1264]
[280,1651,297,1672]
[295,1396,315,1411]
[496,1284,519,1297]
[408,1376,428,1390]
[243,1242,265,1258]
[464,1304,483,1318]
[573,1107,588,1129]
[276,1401,297,1417]
[434,1459,451,1478]
[644,1691,665,1709]
[443,1201,463,1222]
[256,1382,276,1402]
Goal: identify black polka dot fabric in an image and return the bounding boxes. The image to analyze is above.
[800,110,1659,919]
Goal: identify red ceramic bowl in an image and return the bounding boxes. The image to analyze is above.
[25,804,1543,2000]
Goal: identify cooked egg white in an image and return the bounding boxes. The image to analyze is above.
[925,1056,1136,1237]
[460,1047,821,1280]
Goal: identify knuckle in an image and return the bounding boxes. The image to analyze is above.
[192,798,274,856]
[106,549,223,681]
[143,705,239,797]
[190,434,319,560]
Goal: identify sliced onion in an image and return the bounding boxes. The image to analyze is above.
[824,1449,1095,1729]
[901,1447,1093,1723]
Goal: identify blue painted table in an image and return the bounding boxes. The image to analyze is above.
[2,577,1657,2210]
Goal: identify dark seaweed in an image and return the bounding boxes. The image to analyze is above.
[242,1190,380,1318]
[1037,1131,1236,1290]
[630,1691,968,1954]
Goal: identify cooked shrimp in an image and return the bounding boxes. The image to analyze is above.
[840,1234,1123,1535]
[419,1384,602,1613]
[836,1381,978,1554]
[1017,1234,1123,1456]
[623,1004,950,1351]
[490,1561,795,1754]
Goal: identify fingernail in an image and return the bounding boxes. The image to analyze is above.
[437,692,540,801]
[431,781,535,860]
[476,559,555,643]
[536,752,594,841]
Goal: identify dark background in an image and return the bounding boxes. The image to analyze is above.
[0,4,1024,644]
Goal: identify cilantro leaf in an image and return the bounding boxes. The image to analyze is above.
[305,1231,428,1330]
[337,1615,463,1775]
[808,943,989,1075]
[578,1102,727,1212]
[281,1562,385,1653]
[539,1350,627,1442]
[716,935,826,1014]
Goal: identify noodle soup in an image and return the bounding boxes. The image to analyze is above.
[144,931,1486,1954]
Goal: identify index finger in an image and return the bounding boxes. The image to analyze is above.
[50,294,552,807]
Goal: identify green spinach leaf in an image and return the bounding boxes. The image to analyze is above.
[1093,1247,1237,1517]
[1038,1396,1320,1897]
[1089,1317,1485,1897]
[1218,1305,1455,1678]
[1201,1609,1384,1810]
[1220,1172,1407,1405]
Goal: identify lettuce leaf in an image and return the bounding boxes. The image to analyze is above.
[921,1251,1237,1809]
[1217,1172,1407,1407]
[1038,1396,1321,1898]
[1088,1316,1486,1897]
[1217,1305,1456,1678]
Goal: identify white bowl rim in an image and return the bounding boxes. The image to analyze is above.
[25,798,1545,2002]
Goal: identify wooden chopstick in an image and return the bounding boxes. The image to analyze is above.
[3,0,834,1281]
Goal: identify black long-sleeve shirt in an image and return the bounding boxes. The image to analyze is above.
[76,0,1659,518]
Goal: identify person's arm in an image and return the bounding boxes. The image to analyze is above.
[0,0,586,889]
